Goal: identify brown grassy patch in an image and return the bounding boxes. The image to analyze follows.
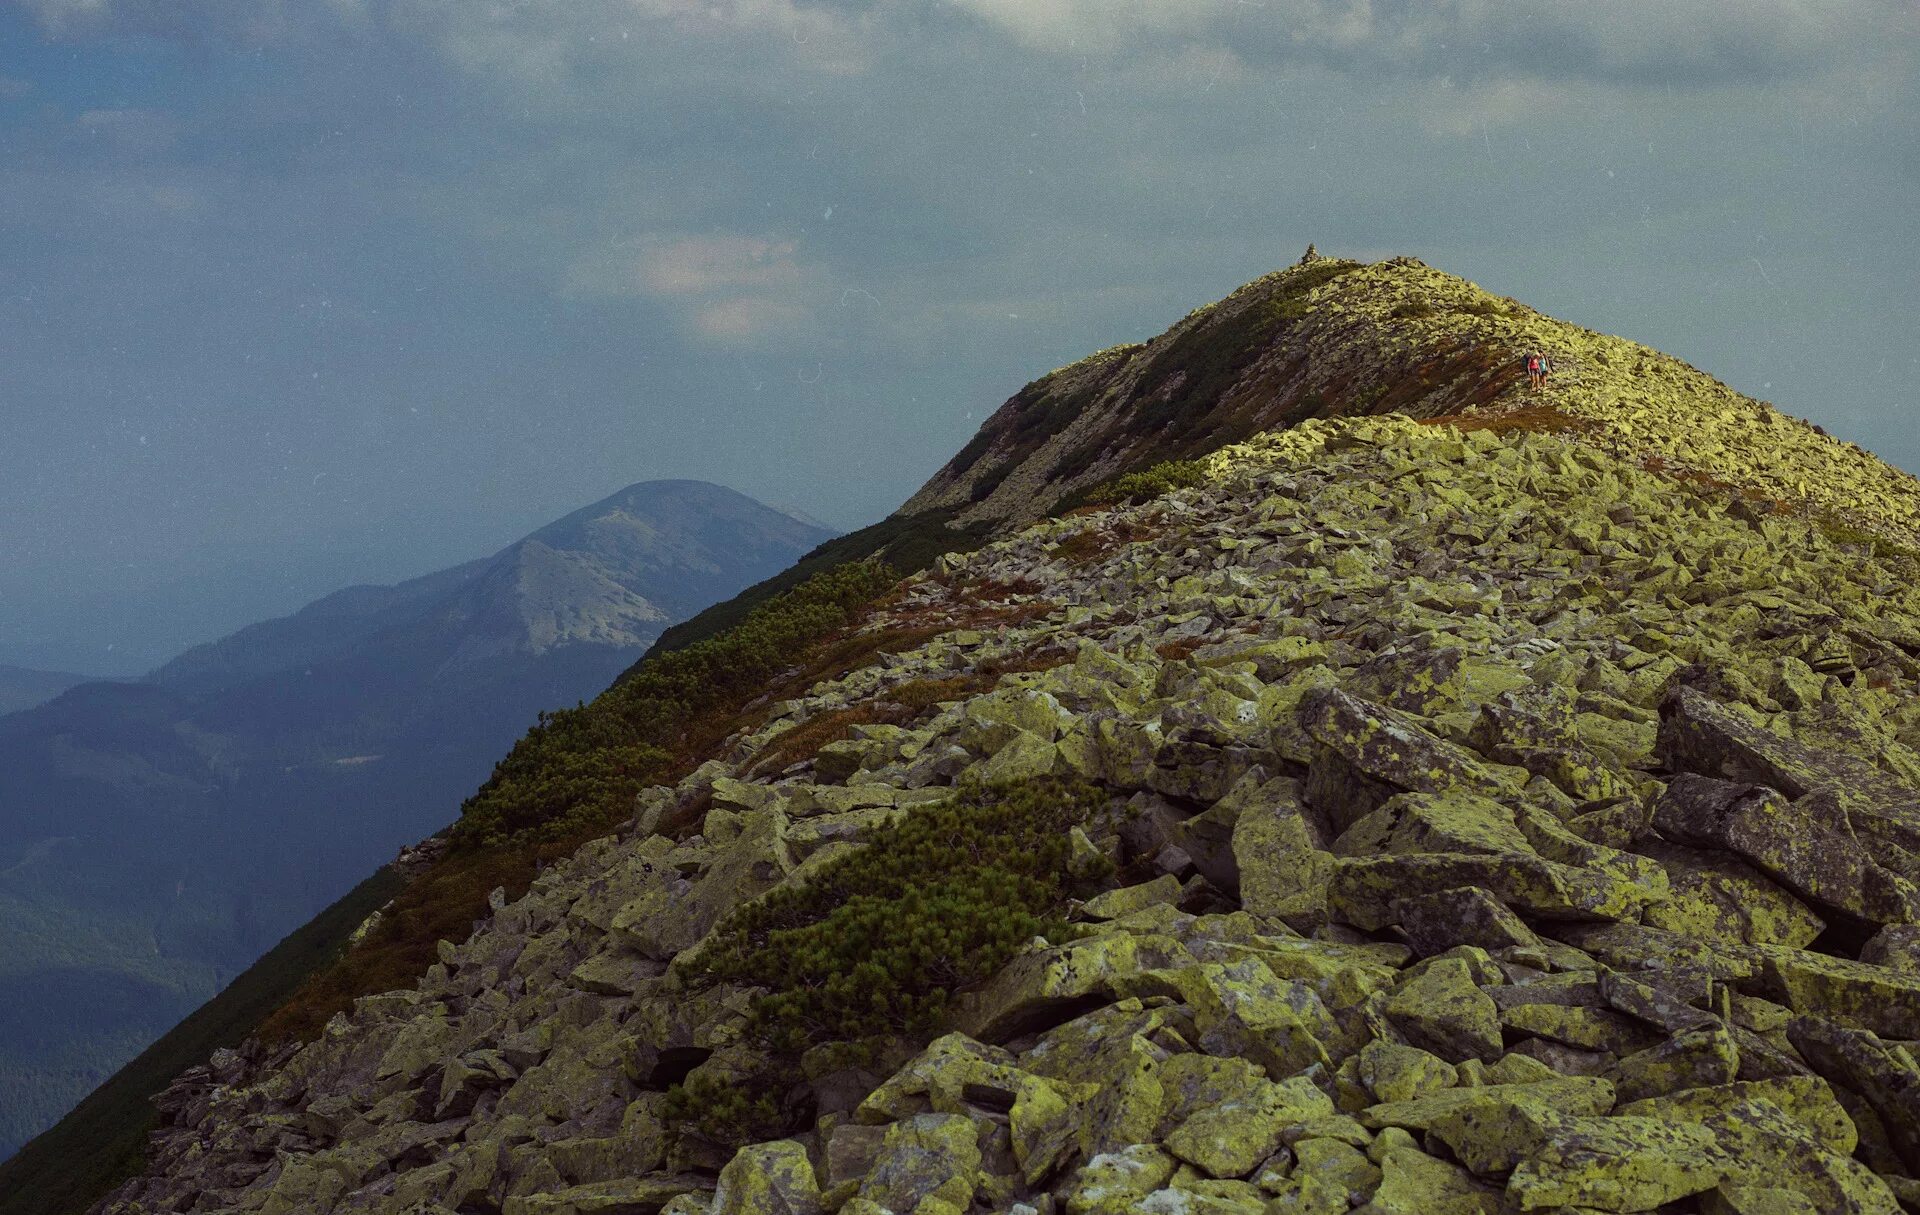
[1051,518,1154,567]
[745,705,893,778]
[1157,639,1205,661]
[887,675,995,711]
[977,646,1074,679]
[962,574,1046,602]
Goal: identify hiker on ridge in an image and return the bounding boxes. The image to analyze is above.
[1539,352,1555,388]
[1524,351,1543,391]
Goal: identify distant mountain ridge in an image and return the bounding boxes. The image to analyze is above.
[0,666,88,716]
[0,478,833,1161]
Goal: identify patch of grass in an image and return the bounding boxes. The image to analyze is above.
[1050,518,1155,567]
[1061,460,1206,515]
[1391,301,1436,319]
[1454,298,1508,317]
[1085,460,1206,507]
[686,777,1111,1055]
[886,675,989,712]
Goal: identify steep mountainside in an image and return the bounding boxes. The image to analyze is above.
[97,414,1920,1215]
[0,666,88,716]
[16,254,1920,1215]
[0,482,831,1163]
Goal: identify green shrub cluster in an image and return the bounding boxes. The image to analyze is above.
[688,777,1112,1054]
[1079,459,1206,508]
[661,1073,782,1144]
[1390,301,1436,319]
[454,559,899,847]
[1455,298,1507,317]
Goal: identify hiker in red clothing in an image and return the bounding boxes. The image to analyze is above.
[1524,351,1543,391]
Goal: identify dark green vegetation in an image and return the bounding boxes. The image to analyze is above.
[0,867,406,1215]
[662,778,1111,1149]
[660,1073,785,1148]
[458,560,900,848]
[1075,459,1207,509]
[687,777,1110,1055]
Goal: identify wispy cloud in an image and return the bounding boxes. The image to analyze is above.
[74,108,185,156]
[942,0,1915,89]
[634,234,802,296]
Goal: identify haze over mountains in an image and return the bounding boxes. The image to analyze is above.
[0,668,87,717]
[0,479,833,1159]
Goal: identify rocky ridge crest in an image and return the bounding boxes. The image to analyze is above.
[102,411,1920,1215]
[903,257,1920,550]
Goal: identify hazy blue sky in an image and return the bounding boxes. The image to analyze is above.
[2,1,1914,674]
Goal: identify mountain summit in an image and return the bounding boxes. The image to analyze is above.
[15,256,1920,1215]
[151,480,825,698]
[902,254,1919,544]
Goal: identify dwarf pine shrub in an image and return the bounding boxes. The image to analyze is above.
[1080,459,1206,508]
[661,1072,783,1144]
[689,777,1112,1054]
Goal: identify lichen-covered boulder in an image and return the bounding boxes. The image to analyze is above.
[1383,957,1504,1063]
[711,1140,822,1215]
[951,930,1194,1042]
[1505,1115,1729,1211]
[1164,1075,1334,1178]
[1063,1144,1178,1215]
[1651,774,1920,926]
[1269,1136,1382,1214]
[1356,1040,1459,1105]
[854,1114,983,1214]
[1392,886,1539,958]
[1608,1023,1740,1104]
[1634,838,1825,949]
[1151,958,1336,1080]
[500,1175,712,1215]
[1357,1140,1515,1214]
[1231,778,1334,928]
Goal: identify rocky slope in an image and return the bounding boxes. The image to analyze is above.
[94,404,1920,1214]
[0,481,831,1162]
